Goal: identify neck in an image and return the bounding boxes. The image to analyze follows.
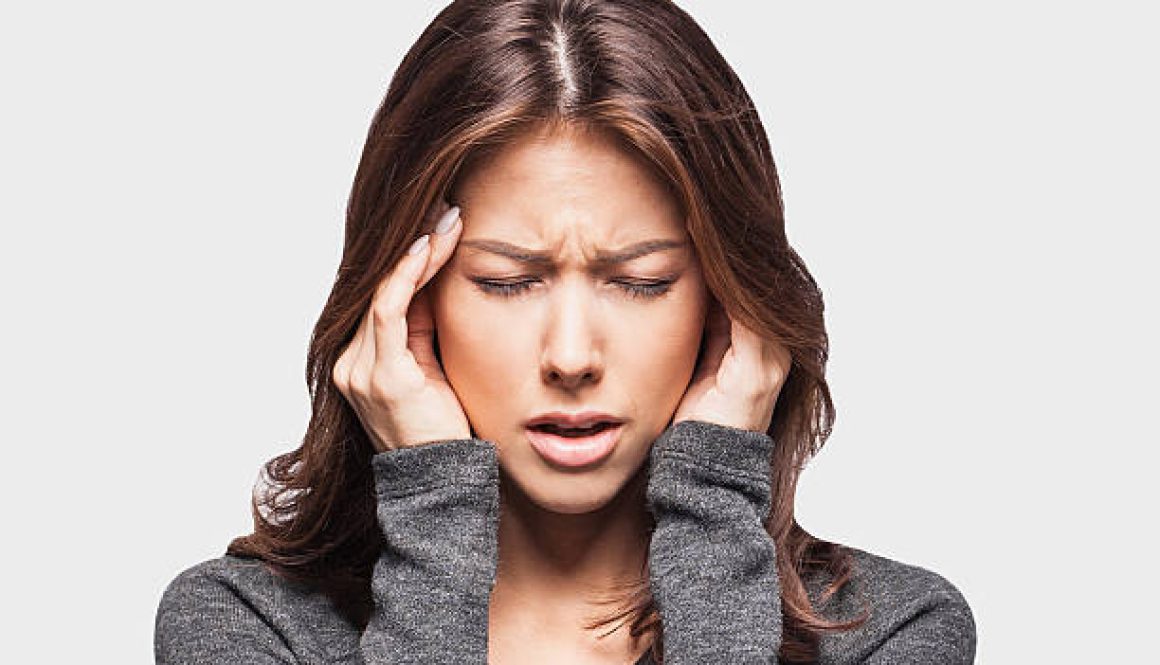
[493,466,652,608]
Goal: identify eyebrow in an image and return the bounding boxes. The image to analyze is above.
[458,238,690,269]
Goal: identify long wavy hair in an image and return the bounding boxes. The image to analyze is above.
[227,0,869,661]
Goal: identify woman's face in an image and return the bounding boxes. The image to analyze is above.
[429,124,710,515]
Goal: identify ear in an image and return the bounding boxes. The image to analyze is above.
[694,326,708,370]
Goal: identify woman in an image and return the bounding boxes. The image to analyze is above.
[155,1,976,663]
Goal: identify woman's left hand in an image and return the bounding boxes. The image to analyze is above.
[671,298,793,434]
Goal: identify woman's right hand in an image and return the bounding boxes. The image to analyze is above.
[332,199,470,452]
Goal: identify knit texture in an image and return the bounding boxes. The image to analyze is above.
[155,419,976,663]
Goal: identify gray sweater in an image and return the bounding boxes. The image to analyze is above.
[155,420,976,663]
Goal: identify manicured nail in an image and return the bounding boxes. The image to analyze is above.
[407,234,430,255]
[434,206,460,234]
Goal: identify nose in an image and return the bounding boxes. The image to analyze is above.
[539,278,603,391]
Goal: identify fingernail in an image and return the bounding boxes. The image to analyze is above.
[407,234,430,255]
[434,206,460,234]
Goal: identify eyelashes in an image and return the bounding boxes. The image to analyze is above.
[471,277,675,300]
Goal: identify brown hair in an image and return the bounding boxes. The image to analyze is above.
[227,0,868,661]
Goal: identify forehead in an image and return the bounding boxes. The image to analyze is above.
[451,124,685,242]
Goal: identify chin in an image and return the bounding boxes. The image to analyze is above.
[526,496,611,515]
[500,466,628,515]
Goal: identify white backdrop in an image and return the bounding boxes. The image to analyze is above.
[2,1,1155,662]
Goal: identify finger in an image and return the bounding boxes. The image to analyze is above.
[349,307,377,394]
[406,287,442,379]
[355,200,449,387]
[730,314,791,390]
[728,314,765,369]
[416,204,461,291]
[332,346,350,396]
[372,231,433,366]
[333,308,370,393]
[766,338,793,386]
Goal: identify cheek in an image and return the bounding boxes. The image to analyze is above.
[621,300,707,395]
[618,278,711,414]
[429,280,526,421]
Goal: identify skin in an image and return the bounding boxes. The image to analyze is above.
[333,121,792,663]
[431,124,708,661]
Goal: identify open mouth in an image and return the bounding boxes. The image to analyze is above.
[525,422,624,467]
[528,422,616,438]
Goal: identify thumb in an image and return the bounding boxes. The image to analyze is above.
[406,289,443,378]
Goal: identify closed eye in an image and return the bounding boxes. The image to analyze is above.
[472,278,675,300]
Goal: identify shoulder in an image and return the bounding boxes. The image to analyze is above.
[808,545,977,664]
[845,546,974,613]
[155,555,359,664]
[158,554,281,604]
[156,555,312,628]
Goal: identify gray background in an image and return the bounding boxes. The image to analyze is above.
[2,1,1155,661]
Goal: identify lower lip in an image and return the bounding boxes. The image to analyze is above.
[525,424,623,468]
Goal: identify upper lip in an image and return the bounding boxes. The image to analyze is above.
[526,411,625,429]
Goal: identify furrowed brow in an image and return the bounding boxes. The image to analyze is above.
[459,238,688,269]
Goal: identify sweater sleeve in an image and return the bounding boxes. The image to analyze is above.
[645,419,782,664]
[359,437,500,665]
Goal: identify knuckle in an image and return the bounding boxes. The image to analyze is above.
[368,373,397,404]
[764,369,782,390]
[332,351,351,381]
[743,376,768,400]
[371,299,394,329]
[348,367,370,395]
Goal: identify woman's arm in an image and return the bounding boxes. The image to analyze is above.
[153,436,498,665]
[360,436,500,665]
[646,419,978,664]
[646,418,782,664]
[366,420,785,665]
